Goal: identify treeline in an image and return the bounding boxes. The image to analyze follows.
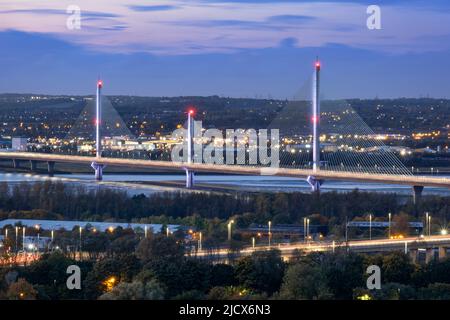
[3,237,450,300]
[0,181,449,225]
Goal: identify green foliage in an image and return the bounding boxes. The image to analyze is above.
[280,259,332,300]
[419,283,450,300]
[99,279,165,300]
[235,250,285,295]
[135,234,184,264]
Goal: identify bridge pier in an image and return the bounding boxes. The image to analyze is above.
[412,186,424,205]
[306,175,323,192]
[91,162,105,181]
[439,247,447,260]
[185,169,194,189]
[30,160,37,172]
[47,161,55,177]
[426,248,435,264]
[12,159,20,169]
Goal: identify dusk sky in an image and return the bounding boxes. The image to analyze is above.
[0,0,449,99]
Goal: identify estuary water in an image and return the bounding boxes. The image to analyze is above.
[0,172,448,196]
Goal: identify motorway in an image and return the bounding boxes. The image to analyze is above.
[195,234,450,258]
[0,152,450,189]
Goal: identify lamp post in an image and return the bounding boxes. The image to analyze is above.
[22,227,26,251]
[428,215,432,236]
[268,221,272,248]
[15,226,18,252]
[303,218,307,243]
[166,227,170,238]
[425,212,429,236]
[307,218,310,241]
[79,226,82,260]
[369,214,372,240]
[388,212,392,239]
[144,226,148,238]
[198,232,202,251]
[252,237,255,250]
[227,220,234,242]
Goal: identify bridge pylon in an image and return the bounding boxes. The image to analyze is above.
[307,58,323,192]
[185,108,195,188]
[91,79,105,181]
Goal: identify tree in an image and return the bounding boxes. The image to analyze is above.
[210,264,236,287]
[6,278,37,300]
[98,279,165,300]
[419,283,450,300]
[322,252,365,299]
[135,234,184,264]
[354,283,416,300]
[147,258,211,298]
[235,250,285,295]
[382,252,415,284]
[392,212,410,235]
[83,254,140,299]
[280,261,332,300]
[22,252,85,299]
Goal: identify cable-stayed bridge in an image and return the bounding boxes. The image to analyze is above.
[0,61,449,201]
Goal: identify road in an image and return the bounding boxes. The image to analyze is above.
[195,234,450,258]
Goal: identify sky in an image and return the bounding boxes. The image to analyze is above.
[0,0,449,99]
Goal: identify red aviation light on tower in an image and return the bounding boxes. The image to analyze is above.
[315,60,321,71]
[311,115,319,124]
[97,80,103,88]
[187,107,196,116]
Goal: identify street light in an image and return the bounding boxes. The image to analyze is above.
[227,220,234,242]
[268,221,272,248]
[22,227,26,251]
[79,226,82,259]
[369,214,372,240]
[303,218,307,243]
[428,215,432,236]
[425,212,429,236]
[252,237,255,249]
[15,226,18,252]
[306,218,310,242]
[388,213,392,239]
[198,232,202,251]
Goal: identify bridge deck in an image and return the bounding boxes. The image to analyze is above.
[0,152,449,189]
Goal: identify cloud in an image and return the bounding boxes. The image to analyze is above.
[268,15,315,23]
[0,0,450,56]
[127,5,179,12]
